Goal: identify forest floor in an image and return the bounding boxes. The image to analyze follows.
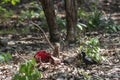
[0,31,119,80]
[0,0,120,80]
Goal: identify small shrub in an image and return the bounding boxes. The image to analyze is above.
[77,2,120,33]
[0,53,12,62]
[105,23,120,33]
[77,8,87,31]
[86,10,103,31]
[80,38,105,62]
[1,0,20,5]
[13,58,42,80]
[56,17,66,28]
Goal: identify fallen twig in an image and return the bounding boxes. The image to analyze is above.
[31,21,54,50]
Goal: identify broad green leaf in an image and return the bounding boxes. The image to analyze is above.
[7,53,12,60]
[31,58,36,65]
[13,59,42,80]
[13,74,21,80]
[11,0,16,5]
[0,55,5,62]
[19,64,26,73]
[25,76,29,80]
[1,54,7,62]
[80,46,83,49]
[117,25,120,30]
[77,23,87,30]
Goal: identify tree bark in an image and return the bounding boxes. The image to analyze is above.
[65,0,78,44]
[39,0,60,42]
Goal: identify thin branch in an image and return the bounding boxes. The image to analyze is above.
[15,50,26,62]
[31,21,54,50]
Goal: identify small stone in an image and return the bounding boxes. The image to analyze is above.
[8,41,15,45]
[0,39,8,47]
[63,57,76,64]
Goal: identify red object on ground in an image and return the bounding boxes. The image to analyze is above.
[34,50,54,63]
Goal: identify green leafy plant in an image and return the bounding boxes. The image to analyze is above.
[20,2,48,31]
[13,58,42,80]
[0,6,7,12]
[77,22,87,31]
[80,38,104,62]
[105,21,120,33]
[0,8,15,20]
[79,69,92,79]
[78,7,87,20]
[1,0,20,5]
[0,53,12,62]
[86,11,120,32]
[20,1,45,21]
[77,8,87,31]
[81,2,120,33]
[56,17,66,28]
[86,10,103,30]
[78,2,103,31]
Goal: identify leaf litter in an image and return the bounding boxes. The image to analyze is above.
[0,31,120,80]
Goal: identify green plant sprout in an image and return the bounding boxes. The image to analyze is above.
[13,58,42,80]
[0,53,12,62]
[80,38,105,62]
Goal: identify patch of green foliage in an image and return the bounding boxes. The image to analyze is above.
[1,0,20,5]
[77,22,87,31]
[86,10,103,30]
[0,6,7,12]
[78,8,87,18]
[77,8,87,31]
[0,28,17,34]
[0,53,12,62]
[86,10,120,32]
[20,1,45,20]
[77,2,120,33]
[0,27,31,34]
[79,69,102,80]
[80,38,105,62]
[56,17,66,28]
[0,8,15,20]
[0,0,20,20]
[20,1,48,30]
[20,27,30,33]
[104,20,120,33]
[13,58,42,80]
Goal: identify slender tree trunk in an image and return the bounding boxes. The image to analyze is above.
[65,0,78,44]
[39,0,60,42]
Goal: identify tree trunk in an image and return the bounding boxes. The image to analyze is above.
[39,0,60,42]
[65,0,78,44]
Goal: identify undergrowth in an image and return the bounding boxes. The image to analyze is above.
[13,58,42,80]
